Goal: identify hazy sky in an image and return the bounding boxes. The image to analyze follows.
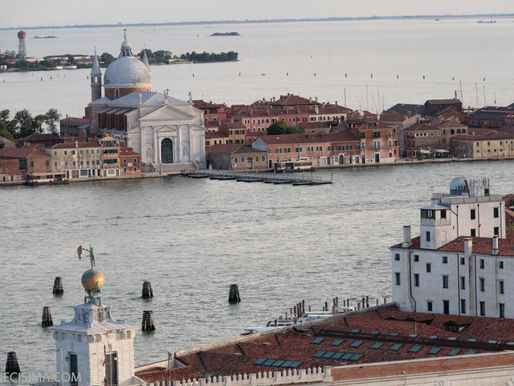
[3,0,514,27]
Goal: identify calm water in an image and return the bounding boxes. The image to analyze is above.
[0,161,513,378]
[1,19,514,117]
[1,18,514,380]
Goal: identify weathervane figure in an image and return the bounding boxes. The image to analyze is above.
[77,245,104,306]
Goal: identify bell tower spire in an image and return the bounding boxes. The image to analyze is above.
[90,48,102,101]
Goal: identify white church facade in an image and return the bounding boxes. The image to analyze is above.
[86,31,205,172]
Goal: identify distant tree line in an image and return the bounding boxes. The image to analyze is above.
[0,49,238,71]
[0,108,60,139]
[180,51,238,63]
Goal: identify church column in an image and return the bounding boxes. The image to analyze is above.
[154,127,159,165]
[176,125,181,163]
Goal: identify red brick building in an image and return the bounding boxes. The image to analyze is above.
[0,145,51,182]
[119,147,141,177]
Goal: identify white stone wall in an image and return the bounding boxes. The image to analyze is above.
[392,246,514,318]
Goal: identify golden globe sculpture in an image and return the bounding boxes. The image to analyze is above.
[81,268,104,292]
[77,244,104,306]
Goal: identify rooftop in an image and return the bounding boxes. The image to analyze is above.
[135,304,514,383]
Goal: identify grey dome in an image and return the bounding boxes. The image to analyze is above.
[450,177,468,195]
[104,56,151,88]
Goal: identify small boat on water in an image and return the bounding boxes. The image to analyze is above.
[241,310,355,335]
[63,64,78,70]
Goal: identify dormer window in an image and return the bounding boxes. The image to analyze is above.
[421,209,435,219]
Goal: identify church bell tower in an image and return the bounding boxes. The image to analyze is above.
[91,52,102,101]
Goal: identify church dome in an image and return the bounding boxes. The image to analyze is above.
[104,30,151,90]
[104,56,151,88]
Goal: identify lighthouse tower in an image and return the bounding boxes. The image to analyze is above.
[49,247,138,385]
[17,31,26,60]
[91,52,102,101]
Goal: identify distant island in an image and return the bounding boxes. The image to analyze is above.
[2,13,514,30]
[0,48,239,72]
[33,35,57,39]
[210,32,240,36]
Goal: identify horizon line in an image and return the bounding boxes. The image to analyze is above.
[2,12,514,31]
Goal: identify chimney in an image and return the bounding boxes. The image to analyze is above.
[492,236,499,255]
[464,238,472,259]
[402,225,412,248]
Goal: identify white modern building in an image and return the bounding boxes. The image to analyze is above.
[391,177,514,318]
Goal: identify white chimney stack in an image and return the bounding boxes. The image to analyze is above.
[492,236,499,255]
[464,238,472,259]
[402,225,412,248]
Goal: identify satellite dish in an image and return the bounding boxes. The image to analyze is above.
[77,245,83,260]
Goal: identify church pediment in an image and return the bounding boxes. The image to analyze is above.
[140,105,195,122]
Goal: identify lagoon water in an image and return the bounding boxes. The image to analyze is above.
[1,18,514,380]
[1,162,514,378]
[1,18,514,117]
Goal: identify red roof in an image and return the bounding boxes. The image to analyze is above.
[208,144,265,154]
[272,94,319,106]
[0,145,49,159]
[51,140,100,149]
[452,132,514,141]
[259,132,359,145]
[135,304,514,384]
[119,147,139,156]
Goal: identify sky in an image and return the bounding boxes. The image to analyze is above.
[2,0,514,27]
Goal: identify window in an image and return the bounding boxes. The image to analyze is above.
[133,167,137,172]
[426,263,431,273]
[460,276,466,290]
[442,275,449,289]
[421,209,435,219]
[494,227,499,236]
[414,274,419,287]
[480,301,485,316]
[499,261,504,269]
[471,228,476,237]
[479,278,485,292]
[494,207,499,218]
[414,255,419,262]
[461,299,466,314]
[394,253,400,261]
[442,256,448,264]
[499,280,504,295]
[480,259,484,269]
[427,301,433,312]
[440,210,447,219]
[499,303,505,318]
[395,272,401,286]
[460,257,465,265]
[470,209,476,220]
[426,231,431,242]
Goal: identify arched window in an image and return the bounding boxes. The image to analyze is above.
[161,138,173,164]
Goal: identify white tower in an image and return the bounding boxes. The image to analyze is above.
[49,247,138,386]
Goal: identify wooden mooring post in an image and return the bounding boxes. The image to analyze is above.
[142,281,154,299]
[52,276,63,295]
[142,311,156,331]
[228,284,241,304]
[5,351,20,378]
[41,306,53,327]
